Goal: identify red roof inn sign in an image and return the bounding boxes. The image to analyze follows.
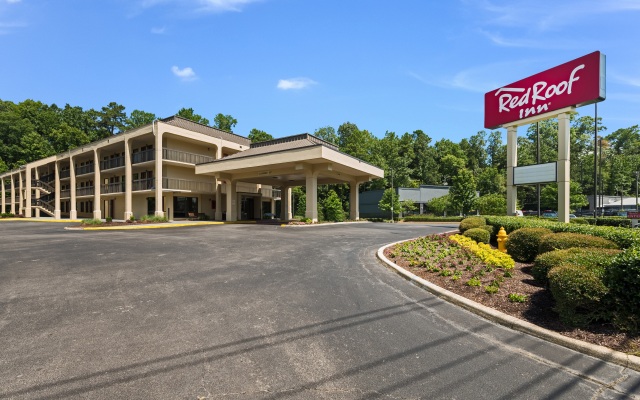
[485,51,606,129]
[485,51,606,223]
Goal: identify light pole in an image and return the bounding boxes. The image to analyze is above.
[636,171,640,211]
[390,168,394,223]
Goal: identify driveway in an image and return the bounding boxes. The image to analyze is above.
[0,222,639,399]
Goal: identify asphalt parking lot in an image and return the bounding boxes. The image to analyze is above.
[1,221,639,399]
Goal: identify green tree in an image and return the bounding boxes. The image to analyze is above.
[460,131,487,174]
[98,102,127,138]
[49,123,91,153]
[410,129,439,185]
[540,181,589,212]
[248,128,273,143]
[323,189,345,222]
[426,194,451,216]
[378,188,401,218]
[337,122,377,164]
[440,154,465,185]
[20,131,54,161]
[126,110,156,129]
[486,130,506,170]
[377,131,413,188]
[314,126,339,145]
[449,168,477,215]
[292,186,306,218]
[213,113,237,132]
[177,107,210,125]
[475,193,507,215]
[476,167,506,195]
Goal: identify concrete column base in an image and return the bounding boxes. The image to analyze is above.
[124,211,133,220]
[54,210,61,219]
[70,210,77,220]
[93,210,102,220]
[155,210,165,218]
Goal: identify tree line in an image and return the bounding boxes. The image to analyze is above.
[1,98,639,217]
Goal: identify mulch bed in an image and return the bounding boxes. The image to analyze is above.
[384,240,640,355]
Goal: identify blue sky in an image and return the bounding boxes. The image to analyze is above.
[1,0,639,143]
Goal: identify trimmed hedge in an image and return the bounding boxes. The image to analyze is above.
[538,232,618,255]
[604,247,640,332]
[548,264,609,327]
[574,217,632,228]
[505,227,553,262]
[403,215,465,222]
[532,247,622,284]
[484,216,640,249]
[463,227,490,244]
[459,217,486,233]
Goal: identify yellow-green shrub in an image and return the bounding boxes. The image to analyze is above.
[450,234,515,269]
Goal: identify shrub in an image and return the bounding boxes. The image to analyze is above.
[604,247,640,332]
[450,234,515,269]
[81,218,103,226]
[505,227,553,262]
[141,215,168,223]
[463,227,490,244]
[106,217,113,223]
[532,247,622,284]
[580,217,631,228]
[403,215,464,222]
[323,190,345,222]
[459,216,486,233]
[538,232,618,255]
[508,293,528,303]
[484,215,640,249]
[548,264,609,327]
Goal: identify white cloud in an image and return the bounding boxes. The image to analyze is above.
[171,66,197,81]
[277,77,317,90]
[136,0,261,14]
[151,26,166,34]
[408,59,537,93]
[612,74,640,88]
[478,29,576,50]
[196,0,261,12]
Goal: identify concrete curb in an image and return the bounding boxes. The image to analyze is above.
[280,221,372,228]
[1,218,83,223]
[376,237,640,373]
[64,220,256,231]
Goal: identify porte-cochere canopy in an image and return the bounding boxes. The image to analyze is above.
[195,134,384,222]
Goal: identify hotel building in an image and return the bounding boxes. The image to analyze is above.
[1,116,384,222]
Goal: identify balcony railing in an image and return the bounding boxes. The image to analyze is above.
[162,177,213,192]
[60,170,71,179]
[102,182,125,194]
[76,187,94,197]
[132,149,155,164]
[100,156,125,171]
[60,189,70,198]
[162,148,214,165]
[133,178,154,191]
[4,184,10,190]
[76,164,95,176]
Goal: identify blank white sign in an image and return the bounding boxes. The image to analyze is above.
[513,162,557,185]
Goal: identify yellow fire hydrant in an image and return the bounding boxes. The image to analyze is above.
[497,227,508,253]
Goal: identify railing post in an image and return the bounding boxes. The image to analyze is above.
[54,160,61,219]
[93,148,102,220]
